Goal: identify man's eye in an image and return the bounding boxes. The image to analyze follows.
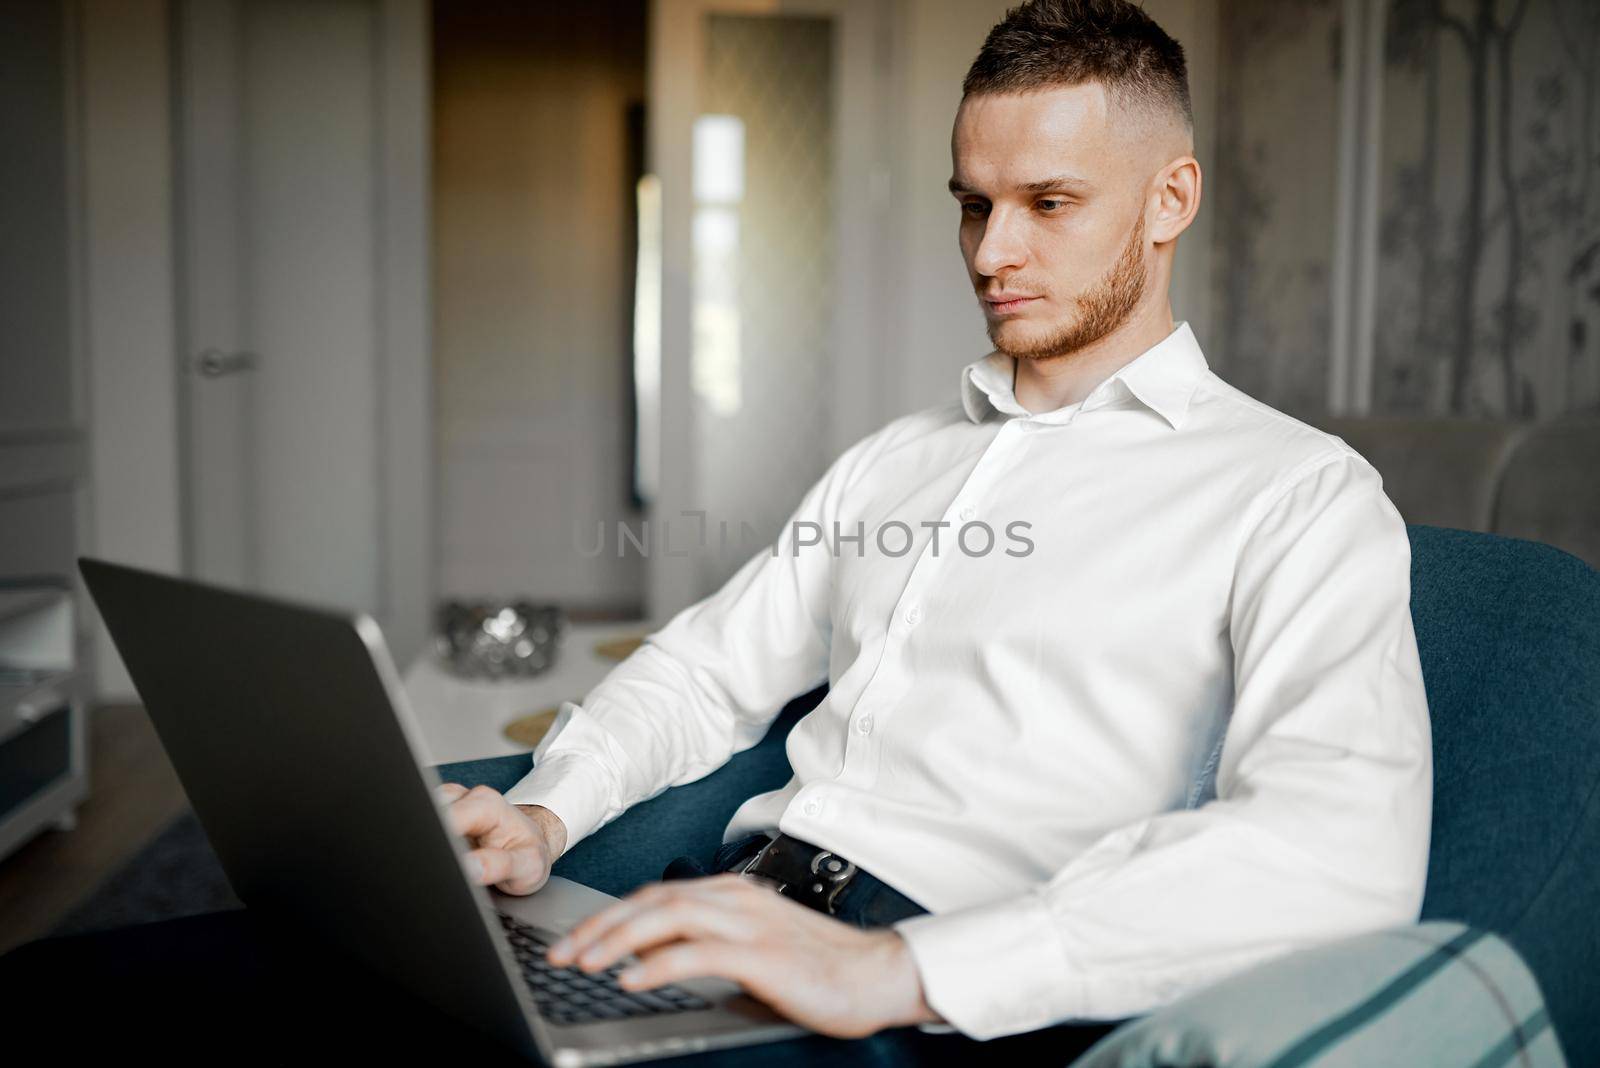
[961,201,989,217]
[1036,199,1066,212]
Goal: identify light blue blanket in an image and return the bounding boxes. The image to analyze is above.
[1072,921,1566,1068]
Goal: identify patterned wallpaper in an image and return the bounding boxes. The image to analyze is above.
[1210,0,1600,420]
[1377,0,1600,417]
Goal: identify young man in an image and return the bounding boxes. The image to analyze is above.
[442,0,1432,1057]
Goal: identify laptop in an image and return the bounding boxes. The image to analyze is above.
[78,557,808,1066]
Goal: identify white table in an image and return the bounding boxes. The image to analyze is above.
[402,619,655,765]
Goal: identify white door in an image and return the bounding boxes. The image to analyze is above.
[174,0,431,662]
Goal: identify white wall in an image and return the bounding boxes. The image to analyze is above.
[80,0,184,700]
[882,0,1016,419]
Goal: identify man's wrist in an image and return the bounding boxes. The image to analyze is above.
[517,804,569,860]
[873,930,943,1029]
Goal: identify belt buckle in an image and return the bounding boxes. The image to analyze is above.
[737,837,859,915]
[736,837,783,888]
[808,850,858,915]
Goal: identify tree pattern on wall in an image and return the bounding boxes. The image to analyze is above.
[1378,0,1600,417]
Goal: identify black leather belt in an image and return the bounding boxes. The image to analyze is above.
[736,833,860,915]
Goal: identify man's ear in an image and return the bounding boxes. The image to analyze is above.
[1150,155,1201,245]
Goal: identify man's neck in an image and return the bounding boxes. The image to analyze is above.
[1011,301,1176,414]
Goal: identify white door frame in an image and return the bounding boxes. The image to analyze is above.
[373,0,434,668]
[171,0,433,665]
[646,0,893,620]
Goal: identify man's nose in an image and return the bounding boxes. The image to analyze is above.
[972,209,1027,277]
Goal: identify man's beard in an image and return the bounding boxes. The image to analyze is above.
[987,210,1148,361]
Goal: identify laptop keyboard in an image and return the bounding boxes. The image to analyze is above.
[497,913,715,1027]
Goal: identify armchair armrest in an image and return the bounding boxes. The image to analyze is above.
[429,685,824,897]
[1069,921,1567,1068]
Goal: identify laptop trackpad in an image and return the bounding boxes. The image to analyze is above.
[491,876,623,933]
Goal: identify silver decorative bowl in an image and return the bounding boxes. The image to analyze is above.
[434,600,566,679]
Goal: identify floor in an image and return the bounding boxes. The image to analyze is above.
[0,703,187,956]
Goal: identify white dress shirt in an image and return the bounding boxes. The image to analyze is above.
[504,321,1433,1042]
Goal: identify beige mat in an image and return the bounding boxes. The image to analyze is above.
[502,707,564,748]
[593,634,645,661]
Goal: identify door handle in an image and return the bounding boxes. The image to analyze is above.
[190,348,259,377]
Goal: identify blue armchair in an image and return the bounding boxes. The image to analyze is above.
[434,526,1600,1065]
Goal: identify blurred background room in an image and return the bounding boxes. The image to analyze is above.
[1,0,1595,955]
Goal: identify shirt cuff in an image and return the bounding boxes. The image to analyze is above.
[891,891,1082,1041]
[501,749,616,851]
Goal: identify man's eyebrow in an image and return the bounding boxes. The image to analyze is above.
[948,174,1094,196]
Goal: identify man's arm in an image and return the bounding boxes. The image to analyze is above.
[890,452,1433,1040]
[457,427,887,871]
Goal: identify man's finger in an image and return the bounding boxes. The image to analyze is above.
[547,898,657,965]
[572,895,753,972]
[441,789,513,842]
[466,845,545,894]
[434,782,469,804]
[548,881,713,965]
[618,938,755,993]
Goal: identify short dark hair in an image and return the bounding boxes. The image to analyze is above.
[963,0,1192,131]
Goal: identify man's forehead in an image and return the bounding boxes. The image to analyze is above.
[951,84,1122,187]
[956,84,1113,143]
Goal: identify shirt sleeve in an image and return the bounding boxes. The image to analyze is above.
[502,429,885,850]
[891,451,1433,1041]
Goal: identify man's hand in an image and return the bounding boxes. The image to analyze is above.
[435,783,567,896]
[544,873,942,1038]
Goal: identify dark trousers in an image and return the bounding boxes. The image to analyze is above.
[0,839,1124,1066]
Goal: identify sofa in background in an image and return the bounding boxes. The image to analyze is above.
[1294,413,1600,569]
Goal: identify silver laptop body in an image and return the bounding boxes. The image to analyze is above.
[78,558,807,1067]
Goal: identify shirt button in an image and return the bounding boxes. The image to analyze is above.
[858,714,874,735]
[958,504,976,521]
[903,604,922,626]
[803,799,820,816]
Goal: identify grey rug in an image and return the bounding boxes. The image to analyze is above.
[50,809,241,937]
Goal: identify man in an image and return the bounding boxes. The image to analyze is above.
[441,0,1432,1058]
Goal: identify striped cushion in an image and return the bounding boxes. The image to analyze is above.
[1070,922,1566,1068]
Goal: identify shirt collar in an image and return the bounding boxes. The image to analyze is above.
[959,321,1209,430]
